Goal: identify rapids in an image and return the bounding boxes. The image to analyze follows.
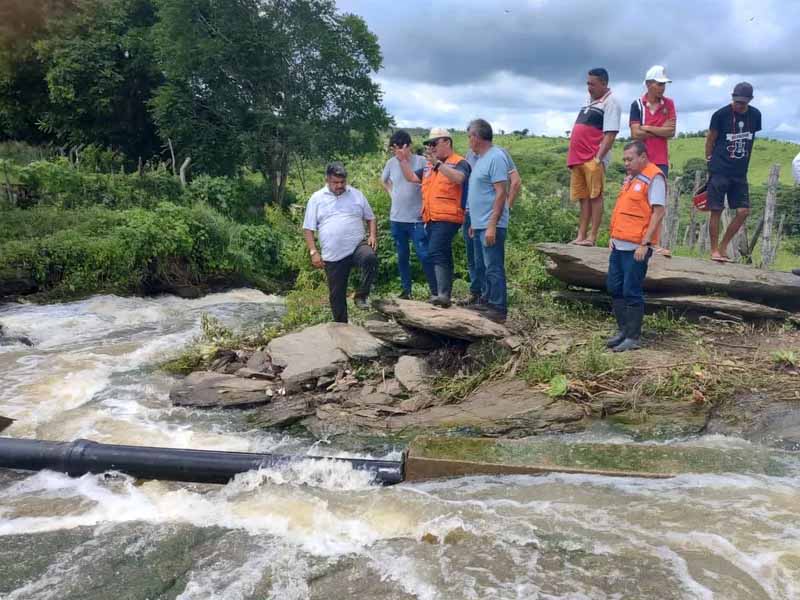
[1,291,798,599]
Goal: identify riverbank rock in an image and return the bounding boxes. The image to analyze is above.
[706,392,800,451]
[267,323,386,392]
[394,356,431,393]
[373,298,510,341]
[0,323,33,347]
[363,318,440,349]
[170,371,274,408]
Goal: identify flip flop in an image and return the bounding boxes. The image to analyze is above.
[711,255,732,263]
[655,247,672,258]
[574,240,595,247]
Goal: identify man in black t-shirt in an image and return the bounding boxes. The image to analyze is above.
[704,82,762,262]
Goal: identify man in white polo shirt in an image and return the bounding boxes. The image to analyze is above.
[303,162,378,322]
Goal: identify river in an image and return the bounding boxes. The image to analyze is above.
[0,291,798,599]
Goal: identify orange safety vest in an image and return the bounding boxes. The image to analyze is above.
[420,153,465,225]
[609,162,665,245]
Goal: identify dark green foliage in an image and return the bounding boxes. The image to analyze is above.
[151,0,390,204]
[0,201,288,298]
[35,0,163,160]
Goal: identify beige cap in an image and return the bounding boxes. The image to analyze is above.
[644,65,671,84]
[423,127,451,144]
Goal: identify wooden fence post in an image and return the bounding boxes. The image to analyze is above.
[663,176,682,250]
[759,164,781,268]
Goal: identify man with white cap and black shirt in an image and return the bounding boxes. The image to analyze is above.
[630,65,676,178]
[705,82,762,263]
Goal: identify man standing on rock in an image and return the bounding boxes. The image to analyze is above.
[303,162,378,323]
[567,67,621,247]
[606,141,666,352]
[466,118,509,323]
[381,130,438,299]
[629,65,676,178]
[705,82,761,263]
[462,144,521,307]
[395,127,470,308]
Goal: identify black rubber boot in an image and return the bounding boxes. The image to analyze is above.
[606,298,627,348]
[612,304,644,352]
[431,265,452,308]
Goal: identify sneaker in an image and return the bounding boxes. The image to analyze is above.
[354,296,370,310]
[398,290,411,300]
[465,302,490,312]
[484,308,507,324]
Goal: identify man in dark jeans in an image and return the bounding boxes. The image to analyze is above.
[705,82,762,262]
[302,162,378,323]
[395,127,470,308]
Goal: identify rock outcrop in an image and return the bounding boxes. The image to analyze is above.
[170,372,274,409]
[373,298,510,341]
[267,322,386,392]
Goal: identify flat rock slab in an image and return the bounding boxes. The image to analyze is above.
[405,436,794,481]
[553,290,790,320]
[170,371,272,409]
[537,242,800,310]
[248,396,319,429]
[363,319,441,349]
[373,298,509,341]
[267,322,385,392]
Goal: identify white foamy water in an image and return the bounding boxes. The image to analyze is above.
[1,292,799,599]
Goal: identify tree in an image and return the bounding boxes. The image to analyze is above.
[0,0,76,142]
[152,0,390,204]
[34,0,163,161]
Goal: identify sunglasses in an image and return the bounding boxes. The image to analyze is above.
[425,138,442,148]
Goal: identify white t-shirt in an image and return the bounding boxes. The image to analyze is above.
[302,185,375,262]
[612,173,666,251]
[792,151,800,185]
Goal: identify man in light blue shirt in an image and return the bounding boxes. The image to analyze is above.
[381,130,438,298]
[465,118,509,323]
[462,146,521,307]
[303,162,377,323]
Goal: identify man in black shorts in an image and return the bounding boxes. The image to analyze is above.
[704,82,762,262]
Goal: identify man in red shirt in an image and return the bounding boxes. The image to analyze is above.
[629,65,676,177]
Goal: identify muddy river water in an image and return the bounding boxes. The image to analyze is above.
[1,290,798,599]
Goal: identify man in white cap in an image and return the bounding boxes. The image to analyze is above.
[394,127,471,307]
[630,65,676,178]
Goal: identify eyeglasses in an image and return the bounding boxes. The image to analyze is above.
[426,138,443,148]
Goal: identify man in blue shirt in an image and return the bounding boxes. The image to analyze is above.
[465,119,509,323]
[461,146,521,307]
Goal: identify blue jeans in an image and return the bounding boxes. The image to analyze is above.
[463,212,486,297]
[474,226,507,314]
[606,247,652,307]
[390,221,437,295]
[426,221,461,269]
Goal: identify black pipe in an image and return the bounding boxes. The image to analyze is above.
[0,437,404,486]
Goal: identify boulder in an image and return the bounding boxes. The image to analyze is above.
[394,355,431,393]
[267,323,385,392]
[536,242,800,311]
[170,371,273,409]
[248,396,320,429]
[363,319,441,349]
[373,299,510,341]
[245,350,271,372]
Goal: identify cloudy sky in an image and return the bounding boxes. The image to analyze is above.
[337,0,800,141]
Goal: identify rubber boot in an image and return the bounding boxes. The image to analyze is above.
[606,298,627,348]
[431,264,452,308]
[612,304,644,352]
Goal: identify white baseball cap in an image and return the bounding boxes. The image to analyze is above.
[644,65,672,84]
[423,127,451,144]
